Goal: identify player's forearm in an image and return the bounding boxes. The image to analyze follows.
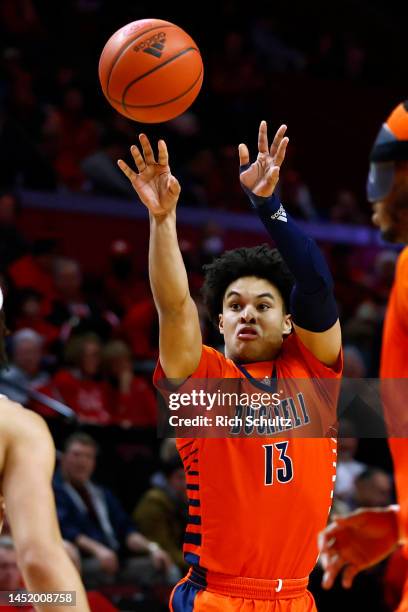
[244,190,338,331]
[19,545,90,612]
[149,212,191,314]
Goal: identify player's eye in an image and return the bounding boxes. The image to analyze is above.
[257,303,270,311]
[230,303,241,311]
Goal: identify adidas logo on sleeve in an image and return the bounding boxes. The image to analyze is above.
[270,204,287,222]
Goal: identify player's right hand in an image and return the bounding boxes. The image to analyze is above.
[118,134,181,217]
[95,545,119,575]
[318,506,400,590]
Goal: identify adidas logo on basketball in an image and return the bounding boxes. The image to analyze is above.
[133,32,166,58]
[270,204,287,223]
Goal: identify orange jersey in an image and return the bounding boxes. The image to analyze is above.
[154,332,342,580]
[381,247,408,542]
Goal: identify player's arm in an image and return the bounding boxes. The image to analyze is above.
[1,401,90,612]
[239,121,341,366]
[118,135,202,379]
[318,506,400,589]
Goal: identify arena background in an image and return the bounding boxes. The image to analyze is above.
[1,0,407,610]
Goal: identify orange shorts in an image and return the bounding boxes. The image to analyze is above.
[169,569,316,611]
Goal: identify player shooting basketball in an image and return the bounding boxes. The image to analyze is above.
[319,101,408,610]
[0,290,90,612]
[118,121,342,611]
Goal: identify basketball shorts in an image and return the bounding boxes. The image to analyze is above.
[169,568,316,611]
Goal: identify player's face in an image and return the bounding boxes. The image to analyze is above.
[371,169,408,243]
[219,276,292,363]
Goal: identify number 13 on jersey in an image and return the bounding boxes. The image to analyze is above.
[263,441,293,486]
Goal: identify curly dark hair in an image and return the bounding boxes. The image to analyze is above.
[202,245,294,326]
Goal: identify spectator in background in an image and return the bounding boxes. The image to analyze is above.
[102,340,156,428]
[13,288,59,350]
[120,297,158,362]
[8,238,57,315]
[104,240,149,316]
[353,468,393,509]
[48,333,112,424]
[0,536,22,591]
[0,536,117,612]
[334,419,367,512]
[54,433,175,589]
[133,456,187,574]
[48,257,118,341]
[0,192,27,270]
[81,130,134,198]
[0,328,49,405]
[43,87,99,190]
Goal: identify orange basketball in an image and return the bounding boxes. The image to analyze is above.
[98,18,203,123]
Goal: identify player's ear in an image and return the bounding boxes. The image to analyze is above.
[282,313,292,337]
[218,313,224,335]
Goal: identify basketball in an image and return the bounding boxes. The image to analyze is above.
[98,18,203,123]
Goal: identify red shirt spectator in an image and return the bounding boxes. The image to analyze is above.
[102,340,157,427]
[119,298,158,361]
[45,333,112,424]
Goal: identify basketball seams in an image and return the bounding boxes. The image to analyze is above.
[104,23,178,99]
[122,65,203,115]
[120,47,201,110]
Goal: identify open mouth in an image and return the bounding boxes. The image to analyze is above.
[237,327,258,341]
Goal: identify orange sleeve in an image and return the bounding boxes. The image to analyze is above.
[286,332,343,379]
[395,247,408,330]
[153,345,228,386]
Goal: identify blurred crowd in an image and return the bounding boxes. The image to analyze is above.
[0,0,407,610]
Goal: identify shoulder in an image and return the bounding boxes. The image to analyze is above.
[280,332,342,379]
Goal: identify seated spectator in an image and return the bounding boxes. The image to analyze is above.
[133,457,188,572]
[54,433,176,590]
[48,257,118,341]
[334,419,366,512]
[104,240,149,316]
[102,340,157,428]
[48,333,112,424]
[0,328,50,405]
[13,288,59,350]
[119,298,158,362]
[0,192,27,271]
[0,535,117,611]
[8,238,58,316]
[353,467,393,509]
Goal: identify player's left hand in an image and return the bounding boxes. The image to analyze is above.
[318,507,400,590]
[239,121,289,197]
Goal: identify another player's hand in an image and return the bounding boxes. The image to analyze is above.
[318,507,400,590]
[118,134,181,217]
[239,121,289,197]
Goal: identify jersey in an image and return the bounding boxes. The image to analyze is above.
[381,247,408,540]
[154,332,342,580]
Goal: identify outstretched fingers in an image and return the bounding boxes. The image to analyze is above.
[117,159,137,182]
[139,133,156,164]
[130,144,146,173]
[158,139,169,166]
[238,143,250,166]
[258,120,269,153]
[270,124,287,158]
[274,136,289,167]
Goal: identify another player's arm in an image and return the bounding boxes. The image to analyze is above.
[318,506,400,589]
[0,401,90,611]
[239,122,341,366]
[118,135,202,379]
